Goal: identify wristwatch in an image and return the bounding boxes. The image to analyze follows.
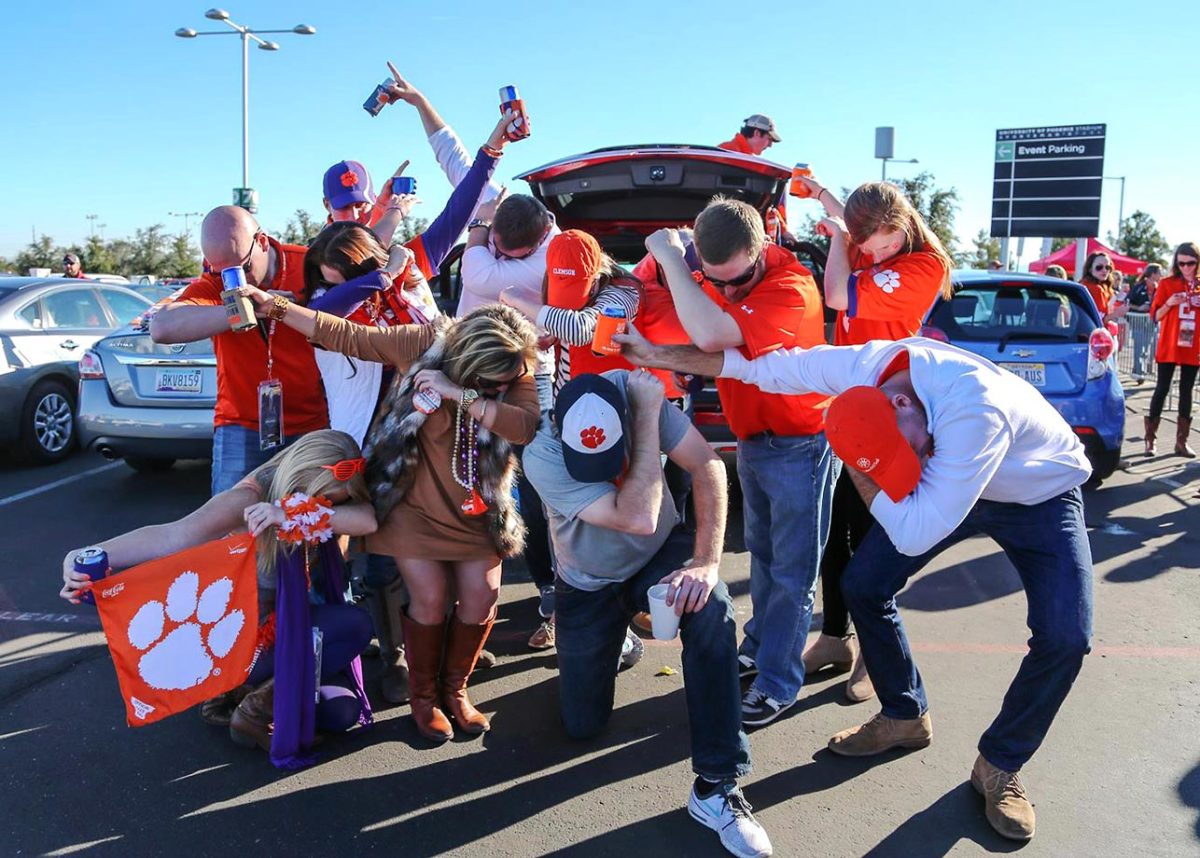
[467,219,492,232]
[268,295,290,321]
[460,388,480,410]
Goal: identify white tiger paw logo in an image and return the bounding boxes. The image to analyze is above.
[873,269,901,293]
[126,572,246,691]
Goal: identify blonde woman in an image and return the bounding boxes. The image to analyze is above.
[241,287,539,742]
[59,430,379,756]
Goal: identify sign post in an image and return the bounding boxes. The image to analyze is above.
[232,187,259,214]
[991,124,1106,250]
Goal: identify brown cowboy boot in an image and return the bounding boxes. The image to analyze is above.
[1144,416,1160,456]
[1176,417,1196,458]
[200,684,252,727]
[367,577,409,704]
[442,613,495,734]
[400,612,453,742]
[229,679,274,751]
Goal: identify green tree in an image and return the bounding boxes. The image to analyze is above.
[393,215,430,245]
[129,224,171,276]
[15,234,60,273]
[165,233,201,277]
[967,229,1001,269]
[1108,210,1171,266]
[281,209,323,246]
[107,238,138,277]
[83,234,117,275]
[892,172,963,263]
[1051,237,1074,253]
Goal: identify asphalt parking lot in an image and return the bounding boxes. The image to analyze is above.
[1,382,1197,857]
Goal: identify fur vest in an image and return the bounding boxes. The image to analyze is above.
[363,319,526,558]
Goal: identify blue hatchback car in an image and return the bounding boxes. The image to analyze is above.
[922,270,1125,484]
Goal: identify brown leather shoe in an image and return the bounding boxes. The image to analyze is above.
[803,633,856,674]
[443,614,495,734]
[828,711,932,757]
[845,650,876,703]
[1176,417,1196,458]
[970,754,1036,841]
[229,679,274,751]
[200,684,252,727]
[400,613,453,742]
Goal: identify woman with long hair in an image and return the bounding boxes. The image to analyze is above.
[1078,251,1118,321]
[1146,242,1200,457]
[240,288,539,741]
[1128,263,1165,383]
[59,430,378,761]
[791,177,953,703]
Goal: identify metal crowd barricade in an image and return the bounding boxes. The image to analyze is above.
[1117,312,1158,381]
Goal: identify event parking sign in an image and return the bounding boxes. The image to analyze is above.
[991,124,1106,238]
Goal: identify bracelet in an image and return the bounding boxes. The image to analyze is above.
[482,144,504,159]
[818,187,830,203]
[268,295,290,321]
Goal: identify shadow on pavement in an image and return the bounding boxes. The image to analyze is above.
[1181,760,1200,842]
[861,781,1027,856]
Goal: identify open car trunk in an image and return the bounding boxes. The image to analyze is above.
[517,145,790,261]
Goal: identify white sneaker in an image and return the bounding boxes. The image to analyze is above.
[688,779,773,858]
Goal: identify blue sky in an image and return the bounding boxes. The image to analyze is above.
[1,0,1193,269]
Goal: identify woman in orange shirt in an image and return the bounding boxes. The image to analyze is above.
[1078,251,1118,321]
[792,178,952,702]
[1146,242,1200,457]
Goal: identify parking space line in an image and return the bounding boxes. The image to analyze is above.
[0,461,122,509]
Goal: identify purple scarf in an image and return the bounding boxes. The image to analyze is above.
[269,541,373,770]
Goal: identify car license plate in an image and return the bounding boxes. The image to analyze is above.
[155,368,202,393]
[999,362,1045,387]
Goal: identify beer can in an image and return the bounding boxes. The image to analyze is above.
[221,266,247,291]
[592,306,627,356]
[789,163,814,198]
[499,85,531,141]
[392,176,416,196]
[363,79,394,116]
[75,546,109,605]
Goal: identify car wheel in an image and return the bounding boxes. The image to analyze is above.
[123,456,177,473]
[19,380,77,464]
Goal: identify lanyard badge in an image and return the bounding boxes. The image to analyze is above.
[258,320,284,451]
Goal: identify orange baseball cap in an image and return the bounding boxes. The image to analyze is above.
[825,386,922,502]
[546,230,604,310]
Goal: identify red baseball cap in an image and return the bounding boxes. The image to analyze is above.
[825,386,922,502]
[546,230,603,310]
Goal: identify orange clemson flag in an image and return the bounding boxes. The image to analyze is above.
[93,533,260,727]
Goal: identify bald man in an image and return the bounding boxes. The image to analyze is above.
[152,206,328,494]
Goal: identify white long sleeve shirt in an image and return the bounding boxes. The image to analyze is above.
[721,338,1091,556]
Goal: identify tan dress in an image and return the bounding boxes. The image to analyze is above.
[311,313,540,562]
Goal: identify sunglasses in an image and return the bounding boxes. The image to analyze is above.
[473,363,529,394]
[706,253,762,289]
[1092,264,1111,271]
[1179,260,1199,269]
[239,230,265,275]
[320,457,366,481]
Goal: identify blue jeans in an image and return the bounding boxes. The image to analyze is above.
[554,527,752,781]
[737,432,838,701]
[843,486,1093,772]
[211,424,305,496]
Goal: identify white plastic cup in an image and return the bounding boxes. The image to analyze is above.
[647,584,681,641]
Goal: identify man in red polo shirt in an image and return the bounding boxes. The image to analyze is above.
[151,206,328,495]
[718,115,781,157]
[644,198,836,728]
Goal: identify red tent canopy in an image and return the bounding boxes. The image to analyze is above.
[1028,237,1147,277]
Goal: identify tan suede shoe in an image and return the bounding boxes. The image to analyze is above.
[970,754,1036,841]
[802,633,856,674]
[845,650,876,703]
[828,711,932,757]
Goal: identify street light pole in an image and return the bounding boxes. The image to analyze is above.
[168,211,204,238]
[880,156,919,182]
[174,10,315,212]
[85,214,99,238]
[1104,176,1126,243]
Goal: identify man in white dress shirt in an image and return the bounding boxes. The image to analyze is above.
[614,328,1094,843]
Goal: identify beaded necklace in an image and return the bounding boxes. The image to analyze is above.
[451,395,488,515]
